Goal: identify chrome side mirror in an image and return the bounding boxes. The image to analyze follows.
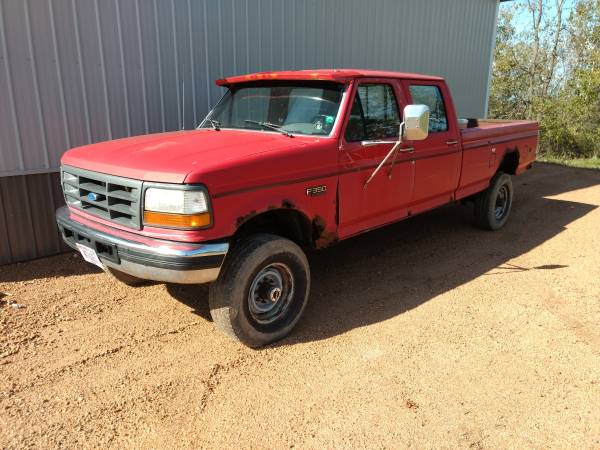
[363,104,429,189]
[402,104,429,141]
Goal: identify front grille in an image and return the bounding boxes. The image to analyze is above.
[61,166,143,229]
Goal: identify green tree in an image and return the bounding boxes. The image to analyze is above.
[489,0,599,159]
[488,9,530,118]
[563,0,600,157]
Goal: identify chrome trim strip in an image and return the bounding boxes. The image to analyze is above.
[103,260,221,285]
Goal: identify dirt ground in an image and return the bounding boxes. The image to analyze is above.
[1,162,599,449]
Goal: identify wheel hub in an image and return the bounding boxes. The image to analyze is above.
[494,185,510,220]
[269,287,282,302]
[248,263,294,324]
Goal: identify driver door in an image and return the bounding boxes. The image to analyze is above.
[338,79,415,238]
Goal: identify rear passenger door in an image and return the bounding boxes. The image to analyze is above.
[401,81,461,214]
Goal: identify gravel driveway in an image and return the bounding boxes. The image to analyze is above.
[1,162,599,449]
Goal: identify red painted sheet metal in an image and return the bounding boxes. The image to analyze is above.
[216,69,444,86]
[61,129,312,184]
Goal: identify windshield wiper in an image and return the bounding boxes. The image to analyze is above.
[244,120,294,138]
[204,118,221,130]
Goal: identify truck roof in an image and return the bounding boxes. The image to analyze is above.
[216,69,444,86]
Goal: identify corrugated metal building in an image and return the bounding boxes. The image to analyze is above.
[0,0,501,265]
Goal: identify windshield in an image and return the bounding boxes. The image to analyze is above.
[200,81,345,136]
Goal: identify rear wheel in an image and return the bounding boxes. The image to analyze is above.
[473,172,514,230]
[209,234,310,348]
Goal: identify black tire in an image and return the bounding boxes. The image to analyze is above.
[209,233,310,348]
[106,267,148,286]
[474,172,514,230]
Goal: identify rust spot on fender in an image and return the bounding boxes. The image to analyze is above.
[316,230,338,249]
[312,216,338,249]
[236,210,257,226]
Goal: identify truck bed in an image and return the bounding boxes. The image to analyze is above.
[455,119,539,200]
[460,119,539,144]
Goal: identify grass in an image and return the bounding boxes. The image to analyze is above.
[538,156,600,170]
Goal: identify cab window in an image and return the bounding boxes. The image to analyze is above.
[204,81,345,136]
[408,85,448,132]
[345,84,400,142]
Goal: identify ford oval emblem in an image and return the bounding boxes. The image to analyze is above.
[87,192,99,201]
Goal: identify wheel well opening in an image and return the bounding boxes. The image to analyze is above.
[233,209,314,248]
[499,150,519,175]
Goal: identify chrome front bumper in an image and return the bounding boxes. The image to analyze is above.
[56,206,229,284]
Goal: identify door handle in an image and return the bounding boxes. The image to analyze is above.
[446,140,459,145]
[399,147,414,153]
[361,140,397,147]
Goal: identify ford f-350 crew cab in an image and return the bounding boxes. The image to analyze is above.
[56,69,538,347]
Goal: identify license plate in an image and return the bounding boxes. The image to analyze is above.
[76,243,104,269]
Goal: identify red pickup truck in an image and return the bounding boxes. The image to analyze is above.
[56,69,538,347]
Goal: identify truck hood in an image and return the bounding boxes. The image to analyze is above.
[61,129,309,183]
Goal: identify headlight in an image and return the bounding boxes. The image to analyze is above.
[145,188,208,214]
[143,187,211,229]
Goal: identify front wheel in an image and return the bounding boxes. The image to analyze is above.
[209,234,310,348]
[473,172,514,230]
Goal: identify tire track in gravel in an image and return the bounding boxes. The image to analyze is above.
[198,353,252,413]
[8,320,204,395]
[542,289,600,354]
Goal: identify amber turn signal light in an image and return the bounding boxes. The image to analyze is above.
[143,211,211,229]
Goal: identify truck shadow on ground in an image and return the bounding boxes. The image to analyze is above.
[290,199,591,345]
[166,164,600,346]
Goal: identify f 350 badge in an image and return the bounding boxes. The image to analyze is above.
[306,185,327,197]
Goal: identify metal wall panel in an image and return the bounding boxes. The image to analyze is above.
[0,172,68,265]
[0,0,499,264]
[0,0,499,177]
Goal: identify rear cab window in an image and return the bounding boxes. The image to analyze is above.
[345,83,400,142]
[408,85,448,133]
